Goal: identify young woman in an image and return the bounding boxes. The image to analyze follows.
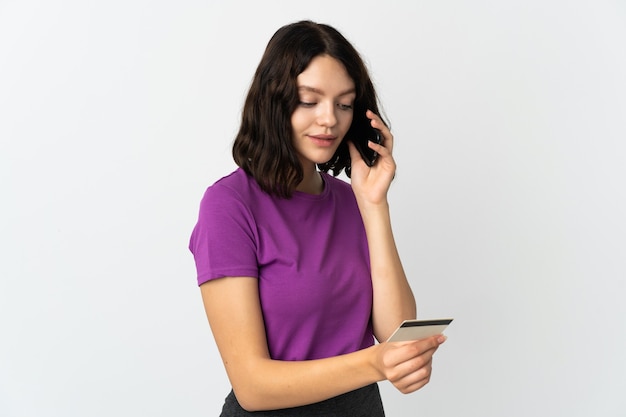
[189,20,446,416]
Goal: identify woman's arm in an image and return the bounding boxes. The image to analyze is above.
[348,110,417,341]
[359,198,416,341]
[200,276,443,411]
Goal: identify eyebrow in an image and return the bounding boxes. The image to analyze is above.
[298,85,356,97]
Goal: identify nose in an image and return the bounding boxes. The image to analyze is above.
[316,101,337,128]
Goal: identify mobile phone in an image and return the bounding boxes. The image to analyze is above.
[349,122,382,167]
[386,318,453,342]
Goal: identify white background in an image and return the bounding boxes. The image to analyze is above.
[1,1,625,416]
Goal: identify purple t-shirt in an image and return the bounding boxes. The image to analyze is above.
[189,168,374,361]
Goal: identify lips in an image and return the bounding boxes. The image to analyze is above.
[308,134,337,147]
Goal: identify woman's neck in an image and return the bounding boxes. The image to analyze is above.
[296,168,324,195]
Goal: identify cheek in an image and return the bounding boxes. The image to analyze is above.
[341,113,354,133]
[290,109,307,131]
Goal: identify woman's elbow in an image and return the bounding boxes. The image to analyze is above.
[232,388,268,412]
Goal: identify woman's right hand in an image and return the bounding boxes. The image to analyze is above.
[373,335,447,394]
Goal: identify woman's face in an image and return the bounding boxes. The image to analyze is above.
[291,54,356,171]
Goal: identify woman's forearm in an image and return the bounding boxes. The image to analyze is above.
[229,345,382,411]
[358,200,417,341]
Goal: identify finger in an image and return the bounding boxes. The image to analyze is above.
[418,334,447,349]
[346,139,368,170]
[389,356,434,393]
[382,339,435,367]
[396,366,433,394]
[367,139,390,159]
[385,342,439,376]
[387,352,432,380]
[391,335,445,361]
[386,335,446,393]
[366,110,394,152]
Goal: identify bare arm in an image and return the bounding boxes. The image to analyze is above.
[348,110,417,341]
[200,276,442,411]
[360,199,417,341]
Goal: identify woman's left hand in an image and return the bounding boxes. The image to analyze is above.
[348,109,396,205]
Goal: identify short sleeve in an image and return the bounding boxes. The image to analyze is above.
[189,184,259,286]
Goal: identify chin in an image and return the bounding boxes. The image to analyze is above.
[315,155,339,165]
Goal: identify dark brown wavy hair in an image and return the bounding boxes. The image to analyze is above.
[232,20,384,198]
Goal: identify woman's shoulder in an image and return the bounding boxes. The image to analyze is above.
[321,173,354,196]
[196,168,261,212]
[210,167,248,187]
[203,168,257,198]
